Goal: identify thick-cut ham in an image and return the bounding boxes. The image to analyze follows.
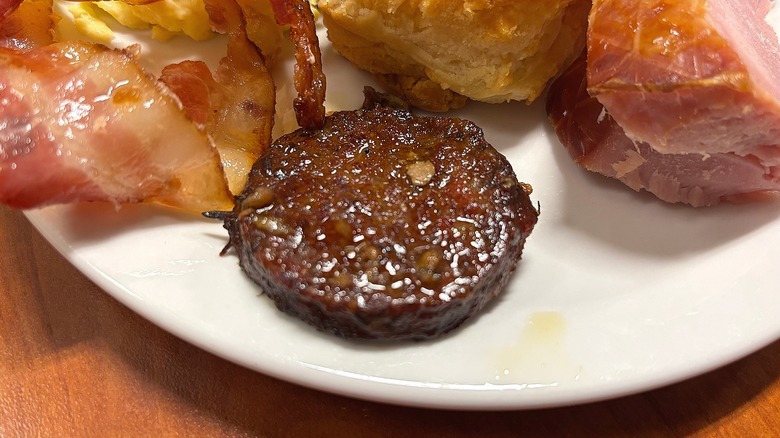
[548,56,780,206]
[548,0,780,206]
[0,42,233,211]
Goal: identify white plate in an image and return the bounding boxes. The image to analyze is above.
[23,5,780,410]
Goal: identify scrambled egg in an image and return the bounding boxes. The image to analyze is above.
[68,0,214,42]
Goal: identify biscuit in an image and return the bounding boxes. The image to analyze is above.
[318,0,590,111]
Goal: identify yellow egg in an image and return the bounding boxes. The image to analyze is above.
[67,0,216,42]
[96,0,215,41]
[93,2,151,31]
[67,3,116,42]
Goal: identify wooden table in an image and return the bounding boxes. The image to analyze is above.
[1,206,778,437]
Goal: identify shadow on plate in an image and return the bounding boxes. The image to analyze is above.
[30,202,218,245]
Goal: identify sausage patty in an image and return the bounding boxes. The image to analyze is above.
[214,97,538,340]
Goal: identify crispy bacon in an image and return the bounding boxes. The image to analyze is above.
[269,0,325,130]
[0,0,23,18]
[160,59,275,195]
[161,0,276,195]
[1,0,54,50]
[0,42,232,211]
[0,0,323,211]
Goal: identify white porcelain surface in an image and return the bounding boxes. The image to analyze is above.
[23,6,780,410]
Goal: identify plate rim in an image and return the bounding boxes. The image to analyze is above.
[24,209,780,410]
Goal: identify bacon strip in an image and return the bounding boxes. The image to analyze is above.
[1,0,54,50]
[0,42,232,211]
[269,0,325,130]
[161,0,276,194]
[0,0,321,210]
[0,0,23,18]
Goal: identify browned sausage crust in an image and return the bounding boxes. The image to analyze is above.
[217,100,538,340]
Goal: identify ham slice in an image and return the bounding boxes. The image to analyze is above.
[548,56,780,206]
[548,0,780,206]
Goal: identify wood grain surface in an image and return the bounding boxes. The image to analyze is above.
[1,206,778,437]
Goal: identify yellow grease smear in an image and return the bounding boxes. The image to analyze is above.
[491,311,582,386]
